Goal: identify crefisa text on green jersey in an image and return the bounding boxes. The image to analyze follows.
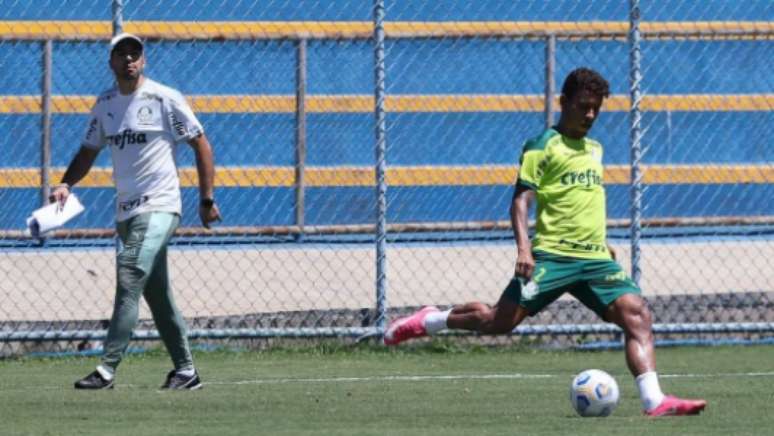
[560,168,602,187]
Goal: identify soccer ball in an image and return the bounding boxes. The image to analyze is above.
[570,369,620,417]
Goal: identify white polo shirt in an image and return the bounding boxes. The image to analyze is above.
[82,78,203,222]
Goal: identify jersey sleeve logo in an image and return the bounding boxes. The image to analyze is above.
[168,108,187,137]
[85,118,99,140]
[536,157,548,179]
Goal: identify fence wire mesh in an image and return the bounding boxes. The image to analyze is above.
[0,0,772,355]
[631,1,774,339]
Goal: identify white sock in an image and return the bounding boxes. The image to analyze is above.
[424,309,451,335]
[96,364,115,381]
[636,371,666,411]
[177,367,196,377]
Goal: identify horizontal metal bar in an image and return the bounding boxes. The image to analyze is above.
[512,322,774,335]
[3,214,773,240]
[0,327,381,342]
[3,323,773,342]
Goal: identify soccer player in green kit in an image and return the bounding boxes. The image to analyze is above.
[385,68,707,417]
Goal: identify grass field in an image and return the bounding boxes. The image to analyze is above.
[1,343,773,436]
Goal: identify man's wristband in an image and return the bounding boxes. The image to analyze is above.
[200,198,215,208]
[55,182,71,190]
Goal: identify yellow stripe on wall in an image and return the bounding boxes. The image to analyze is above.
[611,165,774,184]
[1,94,771,114]
[1,20,772,40]
[3,165,772,188]
[0,21,112,39]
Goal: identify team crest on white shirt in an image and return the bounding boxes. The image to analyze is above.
[137,105,154,125]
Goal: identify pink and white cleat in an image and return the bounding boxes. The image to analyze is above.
[645,395,707,417]
[383,306,439,346]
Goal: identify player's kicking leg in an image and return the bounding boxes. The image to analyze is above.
[383,306,440,345]
[384,293,528,345]
[644,395,707,417]
[605,294,707,416]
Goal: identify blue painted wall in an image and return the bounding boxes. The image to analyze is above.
[0,1,771,231]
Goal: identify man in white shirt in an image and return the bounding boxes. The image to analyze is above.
[50,33,222,390]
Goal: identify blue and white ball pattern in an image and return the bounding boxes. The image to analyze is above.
[570,369,620,417]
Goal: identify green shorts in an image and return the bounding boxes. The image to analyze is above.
[502,250,641,318]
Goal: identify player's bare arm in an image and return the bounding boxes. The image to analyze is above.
[188,133,221,228]
[511,184,535,279]
[49,146,100,206]
[607,242,618,261]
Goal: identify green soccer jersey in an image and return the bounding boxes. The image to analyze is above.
[516,128,611,260]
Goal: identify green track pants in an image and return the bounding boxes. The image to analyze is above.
[101,212,193,372]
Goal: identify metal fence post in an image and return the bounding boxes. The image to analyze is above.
[40,40,53,208]
[112,0,124,35]
[112,0,123,257]
[629,0,643,285]
[544,34,556,128]
[373,0,388,333]
[295,38,307,240]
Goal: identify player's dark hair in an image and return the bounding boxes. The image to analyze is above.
[561,67,610,100]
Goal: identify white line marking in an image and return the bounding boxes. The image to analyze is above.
[207,373,554,386]
[2,371,773,392]
[205,371,774,386]
[660,372,774,378]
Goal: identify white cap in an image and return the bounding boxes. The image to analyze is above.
[109,32,144,54]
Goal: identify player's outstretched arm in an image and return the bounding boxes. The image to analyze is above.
[511,185,535,279]
[188,133,221,228]
[50,146,100,205]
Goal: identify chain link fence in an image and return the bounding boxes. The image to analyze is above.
[0,1,772,355]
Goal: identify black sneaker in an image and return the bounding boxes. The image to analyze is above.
[74,370,114,390]
[160,369,202,390]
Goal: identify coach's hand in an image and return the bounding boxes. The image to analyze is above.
[199,199,222,229]
[515,248,535,280]
[48,183,70,209]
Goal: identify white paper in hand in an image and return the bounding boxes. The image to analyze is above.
[26,194,85,238]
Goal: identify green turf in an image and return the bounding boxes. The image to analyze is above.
[1,343,772,436]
